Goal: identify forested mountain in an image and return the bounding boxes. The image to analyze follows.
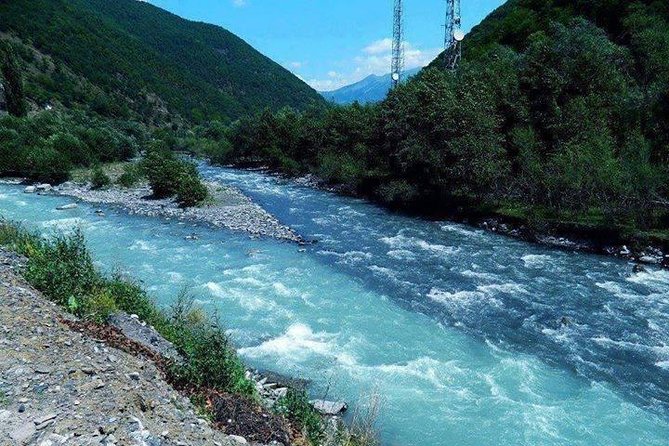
[221,0,669,243]
[320,68,421,105]
[0,0,324,123]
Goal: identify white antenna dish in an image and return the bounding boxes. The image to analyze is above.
[391,72,400,81]
[453,29,465,42]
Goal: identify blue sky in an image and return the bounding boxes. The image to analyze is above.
[144,0,505,91]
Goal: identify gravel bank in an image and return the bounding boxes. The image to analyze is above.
[0,249,242,446]
[52,181,303,243]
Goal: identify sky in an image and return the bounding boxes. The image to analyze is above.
[144,0,506,91]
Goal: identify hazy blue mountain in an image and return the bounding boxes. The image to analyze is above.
[320,67,421,104]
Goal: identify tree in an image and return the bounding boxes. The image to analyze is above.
[0,40,28,117]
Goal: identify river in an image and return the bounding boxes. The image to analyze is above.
[1,165,668,446]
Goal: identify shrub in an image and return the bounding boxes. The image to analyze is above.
[90,166,111,189]
[141,149,208,206]
[275,389,325,445]
[48,132,92,167]
[116,163,142,188]
[25,145,71,184]
[176,171,209,207]
[165,294,254,396]
[22,229,98,308]
[141,149,183,198]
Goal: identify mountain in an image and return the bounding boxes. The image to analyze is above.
[320,68,421,105]
[0,0,325,123]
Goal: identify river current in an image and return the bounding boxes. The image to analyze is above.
[1,165,668,446]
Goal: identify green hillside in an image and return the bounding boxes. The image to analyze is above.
[220,0,669,243]
[0,0,324,123]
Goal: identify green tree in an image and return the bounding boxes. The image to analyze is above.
[0,40,27,117]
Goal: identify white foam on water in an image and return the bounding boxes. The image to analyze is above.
[478,283,529,295]
[239,323,354,365]
[166,272,183,283]
[386,249,416,260]
[521,254,553,268]
[232,277,266,287]
[318,250,372,264]
[440,223,483,238]
[40,217,85,230]
[272,282,294,297]
[656,360,669,370]
[627,269,669,291]
[380,232,459,257]
[460,269,499,282]
[427,288,483,303]
[129,240,157,252]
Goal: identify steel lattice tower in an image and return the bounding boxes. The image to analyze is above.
[391,0,404,88]
[444,0,463,70]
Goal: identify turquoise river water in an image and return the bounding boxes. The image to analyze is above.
[1,165,668,446]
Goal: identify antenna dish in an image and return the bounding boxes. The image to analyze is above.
[453,29,465,42]
[391,72,400,81]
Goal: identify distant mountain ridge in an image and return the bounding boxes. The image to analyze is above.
[320,67,421,105]
[0,0,325,123]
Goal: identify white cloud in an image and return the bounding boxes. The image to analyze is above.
[363,38,393,55]
[305,38,441,91]
[232,0,247,7]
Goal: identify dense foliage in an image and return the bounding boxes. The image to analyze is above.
[0,0,324,123]
[0,109,140,184]
[221,0,669,235]
[141,148,209,207]
[0,39,27,117]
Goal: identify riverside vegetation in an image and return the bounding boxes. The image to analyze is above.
[0,221,380,446]
[212,0,669,248]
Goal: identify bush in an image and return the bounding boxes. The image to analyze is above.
[22,229,98,308]
[25,145,71,184]
[90,166,111,189]
[165,294,254,396]
[275,389,325,445]
[141,149,208,206]
[176,171,209,207]
[116,163,142,188]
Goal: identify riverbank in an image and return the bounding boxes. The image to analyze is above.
[0,248,240,446]
[225,166,669,269]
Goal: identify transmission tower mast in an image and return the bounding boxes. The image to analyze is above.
[391,0,404,88]
[444,0,464,70]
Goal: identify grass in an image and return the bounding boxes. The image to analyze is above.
[71,161,132,184]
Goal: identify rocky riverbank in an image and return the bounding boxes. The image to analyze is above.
[26,180,303,243]
[0,249,241,446]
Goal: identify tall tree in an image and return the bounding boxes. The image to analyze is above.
[0,40,27,117]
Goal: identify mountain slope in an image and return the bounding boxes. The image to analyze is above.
[320,68,421,105]
[0,0,324,123]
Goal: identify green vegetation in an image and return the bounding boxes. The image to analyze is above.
[90,166,111,190]
[0,221,254,396]
[275,389,325,445]
[0,39,27,117]
[141,149,209,207]
[218,0,669,238]
[0,110,140,183]
[116,163,143,188]
[0,0,324,124]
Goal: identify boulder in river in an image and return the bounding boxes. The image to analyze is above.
[23,186,36,194]
[310,400,348,415]
[56,203,78,210]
